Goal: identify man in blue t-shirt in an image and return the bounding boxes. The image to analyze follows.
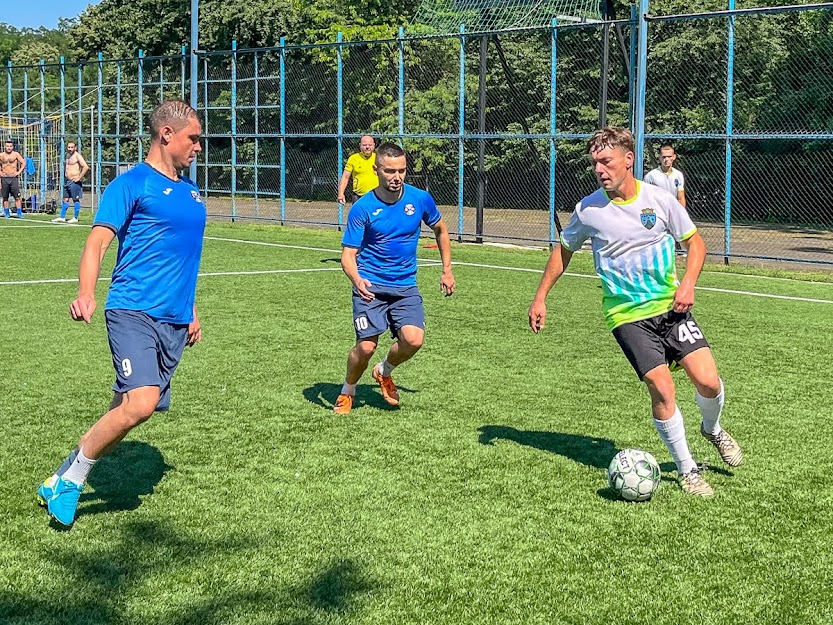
[333,142,455,415]
[37,101,206,528]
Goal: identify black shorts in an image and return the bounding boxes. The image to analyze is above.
[612,310,710,380]
[1,177,20,201]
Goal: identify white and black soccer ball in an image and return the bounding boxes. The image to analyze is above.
[607,448,661,502]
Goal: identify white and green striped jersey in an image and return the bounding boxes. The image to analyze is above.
[560,181,697,331]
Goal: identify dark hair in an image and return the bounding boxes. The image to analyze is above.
[4,139,13,145]
[660,143,676,154]
[376,142,406,160]
[149,100,200,140]
[586,127,634,155]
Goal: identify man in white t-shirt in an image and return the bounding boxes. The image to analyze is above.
[644,143,686,207]
[527,127,743,497]
[645,143,687,254]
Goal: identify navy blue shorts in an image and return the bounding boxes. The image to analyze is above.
[105,309,189,411]
[64,181,83,202]
[352,285,425,340]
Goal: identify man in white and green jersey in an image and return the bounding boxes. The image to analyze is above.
[528,126,743,497]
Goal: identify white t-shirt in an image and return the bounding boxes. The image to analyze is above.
[560,181,697,330]
[644,167,685,198]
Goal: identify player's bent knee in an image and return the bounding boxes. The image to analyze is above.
[122,387,161,426]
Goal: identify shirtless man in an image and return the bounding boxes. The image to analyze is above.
[53,142,90,224]
[1,140,25,219]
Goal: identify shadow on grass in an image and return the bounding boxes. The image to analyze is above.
[303,382,416,412]
[78,441,173,518]
[1,521,377,625]
[478,425,617,469]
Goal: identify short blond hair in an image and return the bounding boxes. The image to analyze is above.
[587,126,635,155]
[149,100,200,140]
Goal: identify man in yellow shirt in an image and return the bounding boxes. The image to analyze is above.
[337,135,379,204]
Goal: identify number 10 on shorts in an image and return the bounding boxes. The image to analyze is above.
[354,316,369,331]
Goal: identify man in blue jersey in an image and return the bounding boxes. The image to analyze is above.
[333,142,455,415]
[36,100,206,528]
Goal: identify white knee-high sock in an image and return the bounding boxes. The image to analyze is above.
[654,406,697,474]
[696,378,725,436]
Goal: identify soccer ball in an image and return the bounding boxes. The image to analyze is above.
[607,448,661,502]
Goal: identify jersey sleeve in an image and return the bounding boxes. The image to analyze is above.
[344,154,357,173]
[676,171,685,190]
[666,195,696,241]
[341,203,367,248]
[93,173,139,232]
[559,205,590,252]
[421,193,442,227]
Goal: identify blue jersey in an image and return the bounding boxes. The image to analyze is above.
[94,163,206,324]
[341,184,442,288]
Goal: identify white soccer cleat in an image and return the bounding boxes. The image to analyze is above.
[701,425,744,467]
[678,467,714,497]
[51,217,66,223]
[67,217,79,224]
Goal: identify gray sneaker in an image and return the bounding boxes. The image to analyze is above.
[679,467,714,497]
[701,426,743,467]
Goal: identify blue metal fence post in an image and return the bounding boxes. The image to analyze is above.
[181,46,187,100]
[633,0,649,179]
[6,61,11,123]
[77,64,82,147]
[549,18,558,248]
[231,40,237,222]
[40,59,46,208]
[138,50,144,162]
[97,52,103,207]
[203,55,208,195]
[116,61,121,171]
[337,31,344,230]
[628,4,637,129]
[458,25,466,242]
[253,50,259,218]
[724,0,735,264]
[60,57,65,202]
[280,38,287,225]
[398,26,405,145]
[189,0,199,181]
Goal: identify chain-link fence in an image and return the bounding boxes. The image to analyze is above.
[4,2,832,266]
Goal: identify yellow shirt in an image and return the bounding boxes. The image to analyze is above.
[345,152,379,196]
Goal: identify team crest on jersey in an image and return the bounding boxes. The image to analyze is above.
[404,203,415,216]
[641,208,657,229]
[190,190,202,203]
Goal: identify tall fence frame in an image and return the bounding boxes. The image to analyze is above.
[6,1,833,266]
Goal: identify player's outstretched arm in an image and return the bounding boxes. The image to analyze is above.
[431,219,455,297]
[337,170,351,204]
[70,225,115,323]
[674,232,706,313]
[528,244,573,333]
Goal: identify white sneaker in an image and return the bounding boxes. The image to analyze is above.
[51,217,66,223]
[67,217,79,224]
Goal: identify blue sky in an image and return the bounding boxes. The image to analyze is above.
[4,0,101,30]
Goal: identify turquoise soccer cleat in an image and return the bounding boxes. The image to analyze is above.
[46,477,84,527]
[36,476,57,507]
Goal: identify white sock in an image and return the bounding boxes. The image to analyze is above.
[378,358,396,377]
[341,382,356,396]
[654,406,697,474]
[696,378,725,436]
[62,448,97,486]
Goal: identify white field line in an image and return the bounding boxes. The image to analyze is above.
[0,263,442,287]
[2,231,830,303]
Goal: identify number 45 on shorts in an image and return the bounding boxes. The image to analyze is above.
[677,319,703,345]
